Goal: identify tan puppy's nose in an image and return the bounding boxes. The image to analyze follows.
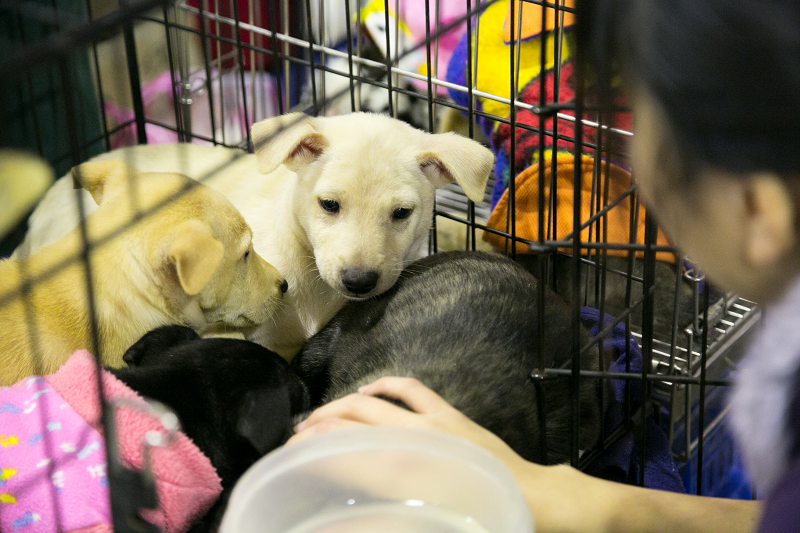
[280,279,289,294]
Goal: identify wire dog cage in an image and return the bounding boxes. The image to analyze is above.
[0,0,763,530]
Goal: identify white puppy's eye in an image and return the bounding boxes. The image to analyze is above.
[392,207,413,220]
[242,250,250,261]
[319,198,340,214]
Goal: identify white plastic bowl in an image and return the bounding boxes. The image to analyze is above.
[219,426,534,533]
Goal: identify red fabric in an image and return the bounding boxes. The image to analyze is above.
[186,0,290,71]
[494,63,633,175]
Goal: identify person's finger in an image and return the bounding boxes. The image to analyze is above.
[286,417,366,445]
[297,392,419,431]
[358,376,456,415]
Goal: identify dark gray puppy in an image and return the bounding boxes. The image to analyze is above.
[292,251,603,465]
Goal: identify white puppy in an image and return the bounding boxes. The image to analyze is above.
[14,112,494,359]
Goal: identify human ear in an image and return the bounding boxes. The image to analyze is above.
[743,173,796,268]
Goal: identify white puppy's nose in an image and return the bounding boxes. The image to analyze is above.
[341,268,379,295]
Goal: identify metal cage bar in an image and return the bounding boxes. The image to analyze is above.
[0,0,762,528]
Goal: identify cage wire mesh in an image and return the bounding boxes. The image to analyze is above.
[0,0,762,529]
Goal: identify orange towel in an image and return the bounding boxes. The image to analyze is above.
[483,153,676,262]
[503,0,576,43]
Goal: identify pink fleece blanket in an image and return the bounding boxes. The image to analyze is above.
[0,350,222,533]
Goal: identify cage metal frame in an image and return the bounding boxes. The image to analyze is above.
[0,0,761,529]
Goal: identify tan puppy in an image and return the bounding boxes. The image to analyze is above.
[14,112,494,359]
[0,160,285,385]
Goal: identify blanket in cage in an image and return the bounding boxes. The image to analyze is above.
[0,351,221,533]
[581,307,685,492]
[446,0,675,261]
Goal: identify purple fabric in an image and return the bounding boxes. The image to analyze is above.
[759,366,800,532]
[788,359,800,459]
[0,376,110,532]
[580,307,685,493]
[758,455,800,533]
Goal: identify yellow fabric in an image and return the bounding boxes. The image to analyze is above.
[483,153,676,262]
[358,0,411,35]
[473,0,571,118]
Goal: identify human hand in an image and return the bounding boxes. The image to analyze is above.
[287,376,527,469]
[286,377,761,533]
[286,377,606,532]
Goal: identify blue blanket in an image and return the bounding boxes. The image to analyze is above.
[581,307,686,493]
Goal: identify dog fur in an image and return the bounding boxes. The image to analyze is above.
[0,160,286,385]
[110,325,309,489]
[109,325,309,531]
[13,112,494,359]
[291,251,603,465]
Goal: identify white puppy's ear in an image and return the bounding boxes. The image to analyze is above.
[71,160,137,205]
[168,220,225,296]
[418,133,494,203]
[252,113,330,174]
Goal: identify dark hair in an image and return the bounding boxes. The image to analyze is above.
[577,0,800,176]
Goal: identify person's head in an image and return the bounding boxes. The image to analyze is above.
[578,0,800,302]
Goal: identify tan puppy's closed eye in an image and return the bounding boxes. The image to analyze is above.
[0,160,286,385]
[168,220,225,296]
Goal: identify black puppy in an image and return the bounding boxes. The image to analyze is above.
[109,325,309,489]
[292,251,603,465]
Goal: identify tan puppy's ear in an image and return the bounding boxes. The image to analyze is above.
[71,160,136,205]
[252,113,330,174]
[168,220,225,296]
[418,132,494,203]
